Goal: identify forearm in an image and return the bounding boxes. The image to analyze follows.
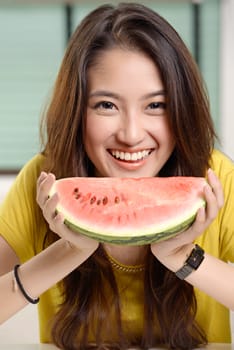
[186,253,234,310]
[162,245,234,311]
[151,168,234,310]
[0,238,91,324]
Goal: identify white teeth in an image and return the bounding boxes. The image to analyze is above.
[111,150,151,161]
[120,152,125,160]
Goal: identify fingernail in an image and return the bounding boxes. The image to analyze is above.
[207,168,216,179]
[48,173,56,180]
[207,168,213,175]
[39,171,47,179]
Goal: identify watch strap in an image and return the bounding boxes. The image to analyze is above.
[175,244,205,280]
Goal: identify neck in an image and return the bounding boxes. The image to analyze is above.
[103,243,148,265]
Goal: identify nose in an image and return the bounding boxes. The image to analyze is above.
[116,113,145,146]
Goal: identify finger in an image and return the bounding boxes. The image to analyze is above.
[52,212,80,238]
[185,183,219,242]
[207,168,224,208]
[203,184,218,221]
[37,173,56,207]
[48,210,66,234]
[37,171,48,187]
[195,205,206,223]
[170,205,207,246]
[42,192,60,222]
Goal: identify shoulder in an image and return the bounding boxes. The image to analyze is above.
[209,149,234,193]
[196,150,234,261]
[19,153,45,177]
[209,149,234,205]
[15,153,45,188]
[4,153,46,204]
[210,149,234,178]
[0,154,47,261]
[210,150,234,260]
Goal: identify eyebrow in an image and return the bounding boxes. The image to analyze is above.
[89,90,166,100]
[142,90,166,99]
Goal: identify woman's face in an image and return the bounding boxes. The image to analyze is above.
[84,48,175,178]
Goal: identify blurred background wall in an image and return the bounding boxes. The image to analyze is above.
[220,0,234,159]
[0,0,233,344]
[0,0,233,175]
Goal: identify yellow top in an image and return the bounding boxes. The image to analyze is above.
[0,149,233,343]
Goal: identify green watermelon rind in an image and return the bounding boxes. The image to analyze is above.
[63,212,197,246]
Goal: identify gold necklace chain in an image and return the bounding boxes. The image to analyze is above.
[106,253,145,273]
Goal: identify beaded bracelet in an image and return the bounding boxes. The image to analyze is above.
[13,264,40,304]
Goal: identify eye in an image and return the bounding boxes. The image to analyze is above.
[148,102,166,110]
[94,101,116,110]
[146,101,167,115]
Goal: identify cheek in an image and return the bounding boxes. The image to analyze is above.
[84,130,98,156]
[84,115,112,149]
[152,118,175,148]
[84,124,97,147]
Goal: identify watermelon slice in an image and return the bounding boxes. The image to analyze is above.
[49,177,206,245]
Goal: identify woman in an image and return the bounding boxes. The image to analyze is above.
[0,3,233,350]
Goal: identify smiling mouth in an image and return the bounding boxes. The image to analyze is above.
[109,149,152,162]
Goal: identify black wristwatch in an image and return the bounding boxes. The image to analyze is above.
[175,244,205,280]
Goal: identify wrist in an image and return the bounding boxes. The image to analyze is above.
[61,237,98,257]
[175,244,205,280]
[157,243,195,272]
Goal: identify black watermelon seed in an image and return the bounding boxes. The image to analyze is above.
[102,196,108,205]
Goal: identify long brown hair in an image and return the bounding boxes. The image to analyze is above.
[40,2,217,349]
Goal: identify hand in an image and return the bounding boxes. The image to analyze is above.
[36,172,99,255]
[150,169,224,272]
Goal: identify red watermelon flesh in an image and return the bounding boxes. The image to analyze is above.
[49,177,206,245]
